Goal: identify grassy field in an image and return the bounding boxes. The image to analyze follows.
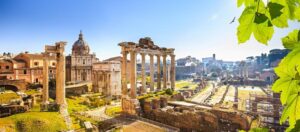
[67,96,90,113]
[0,112,67,132]
[175,80,198,90]
[105,106,122,117]
[24,89,41,95]
[238,87,267,111]
[0,92,20,104]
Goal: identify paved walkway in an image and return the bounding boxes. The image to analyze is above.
[83,106,112,121]
[191,82,214,103]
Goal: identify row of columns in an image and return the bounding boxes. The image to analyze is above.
[121,51,175,99]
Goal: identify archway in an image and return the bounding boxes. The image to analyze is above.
[0,85,19,92]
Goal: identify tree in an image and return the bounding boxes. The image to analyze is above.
[236,0,300,131]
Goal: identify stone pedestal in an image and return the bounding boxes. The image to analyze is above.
[121,97,140,115]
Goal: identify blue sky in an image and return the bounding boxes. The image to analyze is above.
[0,0,299,61]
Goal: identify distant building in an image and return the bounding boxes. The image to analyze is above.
[176,56,202,79]
[0,52,56,84]
[268,49,289,67]
[66,31,97,83]
[92,61,121,98]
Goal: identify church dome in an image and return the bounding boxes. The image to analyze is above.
[72,31,90,55]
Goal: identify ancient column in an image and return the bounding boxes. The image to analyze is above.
[42,53,49,104]
[149,54,154,91]
[121,51,128,96]
[162,55,167,89]
[55,43,66,105]
[141,53,146,93]
[130,51,137,98]
[156,55,161,90]
[171,54,176,90]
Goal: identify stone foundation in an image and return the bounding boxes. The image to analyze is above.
[140,97,251,131]
[122,97,140,115]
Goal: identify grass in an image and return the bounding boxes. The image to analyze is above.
[67,95,106,129]
[175,80,198,90]
[25,89,41,95]
[0,92,20,104]
[0,112,67,132]
[67,96,90,114]
[105,106,122,117]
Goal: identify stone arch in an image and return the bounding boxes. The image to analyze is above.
[0,85,19,92]
[0,80,27,91]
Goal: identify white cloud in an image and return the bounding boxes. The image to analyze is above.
[210,14,219,21]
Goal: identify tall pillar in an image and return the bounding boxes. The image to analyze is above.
[162,55,167,89]
[141,53,146,93]
[130,51,137,98]
[42,53,49,104]
[56,43,66,105]
[121,51,128,96]
[149,54,154,91]
[156,55,161,90]
[171,54,176,90]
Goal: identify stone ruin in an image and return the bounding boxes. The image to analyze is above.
[119,37,175,115]
[140,96,251,131]
[40,42,67,111]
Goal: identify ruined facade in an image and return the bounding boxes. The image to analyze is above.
[119,37,176,98]
[92,61,121,97]
[120,37,176,116]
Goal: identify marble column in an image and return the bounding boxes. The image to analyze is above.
[130,51,137,98]
[55,45,66,105]
[149,54,154,91]
[156,55,161,90]
[42,53,49,104]
[162,55,167,89]
[141,53,146,93]
[171,54,176,90]
[121,51,128,96]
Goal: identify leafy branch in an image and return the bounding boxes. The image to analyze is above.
[237,0,300,131]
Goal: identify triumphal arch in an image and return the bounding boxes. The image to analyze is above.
[41,42,67,111]
[119,37,175,115]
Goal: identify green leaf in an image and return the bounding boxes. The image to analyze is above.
[237,6,256,43]
[249,127,269,132]
[282,30,300,50]
[290,120,300,132]
[272,0,300,20]
[238,0,245,7]
[273,48,300,130]
[268,2,288,27]
[237,0,256,7]
[281,94,300,131]
[272,77,291,92]
[253,13,274,44]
